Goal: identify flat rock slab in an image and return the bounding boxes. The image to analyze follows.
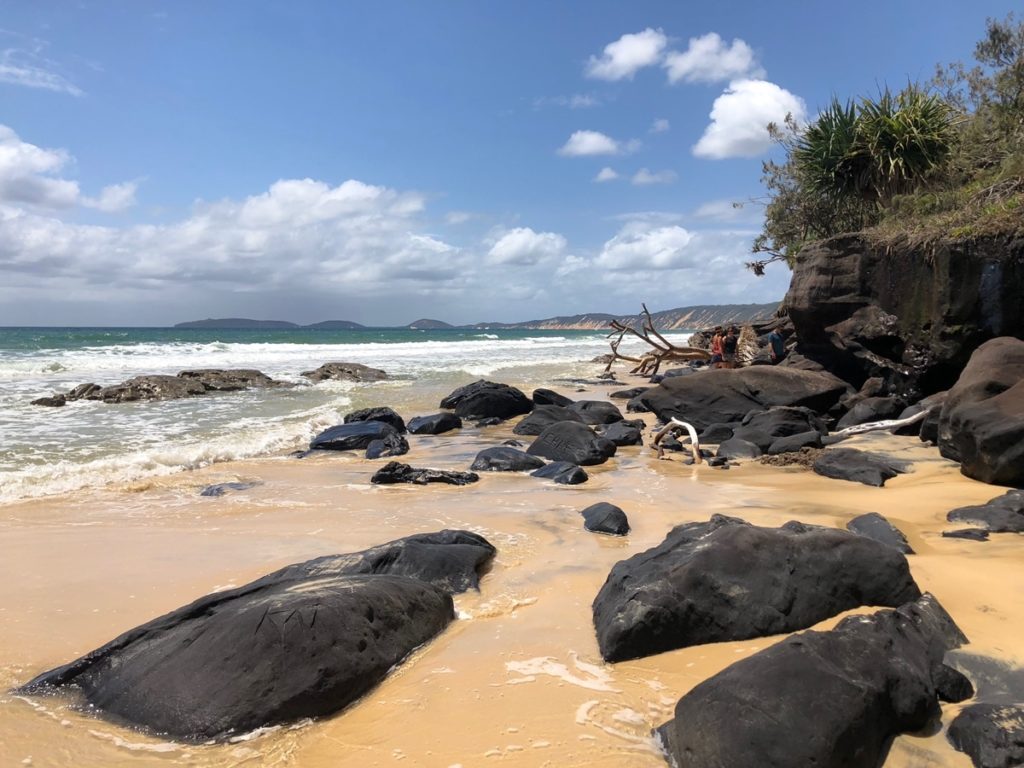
[846,512,914,554]
[370,462,478,486]
[948,703,1024,768]
[301,362,388,382]
[469,446,545,472]
[581,502,629,536]
[813,447,911,487]
[530,461,588,485]
[18,530,495,742]
[592,514,921,662]
[527,421,616,466]
[947,490,1024,533]
[658,594,968,768]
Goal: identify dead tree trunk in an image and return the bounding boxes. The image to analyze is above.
[605,304,710,376]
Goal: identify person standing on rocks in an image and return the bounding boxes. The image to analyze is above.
[722,327,739,368]
[769,328,787,364]
[710,327,724,368]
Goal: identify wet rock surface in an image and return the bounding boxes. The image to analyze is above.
[199,482,259,497]
[511,405,583,436]
[947,703,1024,768]
[440,380,533,421]
[301,362,389,382]
[947,490,1024,533]
[527,421,617,466]
[310,421,406,452]
[469,446,546,472]
[530,461,588,485]
[370,462,478,486]
[345,406,407,433]
[407,412,463,435]
[580,502,629,536]
[812,447,911,487]
[846,512,914,554]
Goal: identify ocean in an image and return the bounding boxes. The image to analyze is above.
[0,326,692,503]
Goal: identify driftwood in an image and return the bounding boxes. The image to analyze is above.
[828,408,932,442]
[605,304,710,376]
[653,418,702,463]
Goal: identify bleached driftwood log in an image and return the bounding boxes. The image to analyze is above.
[605,304,710,376]
[827,408,932,442]
[652,418,702,463]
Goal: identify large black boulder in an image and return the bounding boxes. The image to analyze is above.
[658,594,969,768]
[581,502,629,536]
[732,406,826,450]
[301,362,388,382]
[592,514,920,662]
[532,388,573,407]
[469,446,546,472]
[511,405,583,436]
[344,406,407,433]
[812,448,911,487]
[596,421,642,447]
[440,380,533,421]
[530,461,588,485]
[527,422,617,466]
[568,400,624,425]
[311,421,404,452]
[716,438,762,460]
[406,412,463,435]
[835,396,904,430]
[364,433,410,459]
[947,490,1024,534]
[846,512,914,554]
[18,531,495,741]
[948,703,1024,768]
[636,367,846,431]
[938,337,1024,486]
[370,462,478,486]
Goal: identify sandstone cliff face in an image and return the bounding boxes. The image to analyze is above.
[784,233,1024,397]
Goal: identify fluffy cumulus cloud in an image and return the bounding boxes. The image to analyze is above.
[663,33,763,84]
[631,168,677,186]
[83,181,138,213]
[585,28,667,81]
[488,227,566,265]
[596,223,694,270]
[693,79,806,159]
[594,167,619,182]
[558,129,622,157]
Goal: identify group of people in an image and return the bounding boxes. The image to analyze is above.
[707,325,788,367]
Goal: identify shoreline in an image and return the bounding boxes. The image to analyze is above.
[1,370,1018,768]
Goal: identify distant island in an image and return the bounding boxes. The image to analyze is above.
[174,302,779,331]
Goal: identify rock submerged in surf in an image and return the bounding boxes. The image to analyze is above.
[592,514,921,662]
[407,412,463,435]
[469,446,546,472]
[300,362,389,382]
[345,406,407,433]
[657,594,970,768]
[310,421,408,455]
[199,481,259,497]
[36,369,288,405]
[371,461,478,486]
[18,530,496,742]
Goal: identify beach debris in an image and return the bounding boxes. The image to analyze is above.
[439,379,532,421]
[199,481,260,497]
[592,514,921,662]
[530,461,588,485]
[580,502,629,536]
[344,406,407,433]
[512,405,584,436]
[469,446,546,472]
[948,703,1024,768]
[310,421,408,455]
[947,489,1024,534]
[829,407,933,440]
[938,336,1024,487]
[846,512,914,554]
[604,304,710,376]
[532,388,573,407]
[17,530,496,742]
[407,412,462,435]
[812,447,911,487]
[567,400,624,425]
[657,594,969,768]
[370,461,478,486]
[300,362,388,382]
[527,421,617,466]
[653,418,701,463]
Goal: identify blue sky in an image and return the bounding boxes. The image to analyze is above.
[0,0,1017,325]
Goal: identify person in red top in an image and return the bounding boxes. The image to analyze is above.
[709,326,724,368]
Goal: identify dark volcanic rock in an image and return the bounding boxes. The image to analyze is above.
[66,383,100,400]
[301,362,388,382]
[938,337,1024,487]
[18,530,495,741]
[527,421,617,466]
[568,400,623,425]
[512,405,583,436]
[596,421,642,447]
[370,461,478,486]
[407,412,462,435]
[847,512,914,554]
[580,502,629,536]
[636,367,846,431]
[944,528,991,541]
[345,406,407,433]
[767,430,824,454]
[732,406,827,449]
[812,448,911,487]
[364,432,410,459]
[625,394,650,413]
[592,514,920,662]
[31,394,66,407]
[177,369,283,392]
[947,490,1024,533]
[658,594,968,768]
[200,482,259,497]
[699,423,735,443]
[835,395,905,430]
[610,387,649,400]
[310,421,404,452]
[530,461,588,485]
[948,703,1024,768]
[469,446,545,472]
[440,380,532,421]
[87,375,207,403]
[532,388,573,407]
[716,438,762,460]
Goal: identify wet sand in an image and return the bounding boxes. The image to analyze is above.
[1,373,1020,768]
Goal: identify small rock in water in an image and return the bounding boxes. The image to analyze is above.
[30,394,66,407]
[371,462,478,486]
[942,528,990,541]
[530,461,588,485]
[200,482,259,497]
[407,413,462,435]
[580,502,629,536]
[470,447,545,472]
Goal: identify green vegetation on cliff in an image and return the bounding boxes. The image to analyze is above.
[750,13,1024,273]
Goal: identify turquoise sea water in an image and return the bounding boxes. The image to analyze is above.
[0,326,693,503]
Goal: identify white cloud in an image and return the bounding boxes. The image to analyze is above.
[558,130,622,157]
[663,33,763,85]
[693,79,806,159]
[83,181,138,212]
[597,224,694,270]
[0,124,80,208]
[631,168,677,186]
[0,49,83,96]
[650,118,670,133]
[594,167,619,183]
[488,227,566,265]
[585,28,667,81]
[445,210,474,225]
